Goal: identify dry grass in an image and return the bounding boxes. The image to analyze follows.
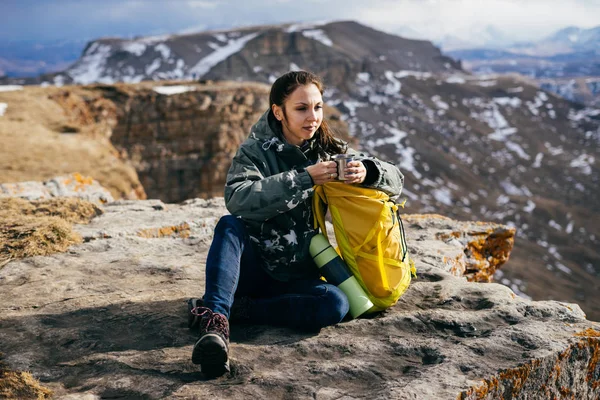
[0,354,52,400]
[0,197,102,262]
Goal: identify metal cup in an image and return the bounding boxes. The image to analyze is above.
[331,154,354,180]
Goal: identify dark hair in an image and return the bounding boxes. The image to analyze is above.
[269,70,346,155]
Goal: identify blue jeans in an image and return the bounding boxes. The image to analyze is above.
[203,215,349,331]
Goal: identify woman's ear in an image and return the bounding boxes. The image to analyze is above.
[271,104,283,121]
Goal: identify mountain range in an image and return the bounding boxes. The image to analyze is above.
[448,23,600,78]
[445,25,600,106]
[1,20,599,320]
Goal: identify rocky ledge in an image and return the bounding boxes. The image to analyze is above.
[0,197,599,399]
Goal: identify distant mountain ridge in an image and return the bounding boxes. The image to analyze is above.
[6,21,457,87]
[445,24,600,106]
[448,23,600,79]
[1,20,599,320]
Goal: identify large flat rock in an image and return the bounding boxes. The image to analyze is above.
[0,199,598,399]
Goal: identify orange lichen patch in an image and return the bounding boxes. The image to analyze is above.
[458,358,544,399]
[458,376,500,399]
[464,227,515,283]
[575,328,600,337]
[67,172,94,185]
[498,359,541,394]
[137,223,191,239]
[458,338,600,399]
[443,254,466,277]
[586,338,600,389]
[435,231,462,241]
[62,172,96,193]
[0,354,52,399]
[433,225,516,283]
[559,386,572,397]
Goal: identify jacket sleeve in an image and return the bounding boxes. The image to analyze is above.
[224,145,314,222]
[347,147,404,197]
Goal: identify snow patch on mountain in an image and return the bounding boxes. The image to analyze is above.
[69,44,114,84]
[569,108,600,122]
[432,188,453,206]
[524,200,536,213]
[213,33,228,42]
[123,42,147,56]
[0,85,23,92]
[532,153,544,168]
[395,71,432,80]
[189,32,259,77]
[384,71,402,95]
[446,76,466,84]
[494,97,522,108]
[285,23,318,33]
[302,29,333,47]
[145,59,162,75]
[505,142,530,160]
[432,95,449,110]
[153,85,197,95]
[570,153,594,175]
[154,44,172,60]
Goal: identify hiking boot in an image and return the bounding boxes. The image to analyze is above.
[190,306,230,378]
[187,298,204,330]
[188,297,252,330]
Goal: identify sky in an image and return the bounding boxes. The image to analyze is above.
[1,0,599,45]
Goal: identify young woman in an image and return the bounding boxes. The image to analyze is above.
[189,70,404,378]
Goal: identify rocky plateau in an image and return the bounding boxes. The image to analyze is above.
[0,183,599,399]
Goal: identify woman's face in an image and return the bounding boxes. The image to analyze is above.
[272,83,323,146]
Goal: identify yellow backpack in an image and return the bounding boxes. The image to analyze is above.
[313,181,416,312]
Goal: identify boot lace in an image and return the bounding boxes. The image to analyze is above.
[191,306,229,338]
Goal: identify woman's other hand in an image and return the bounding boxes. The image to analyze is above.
[306,161,338,185]
[343,160,366,184]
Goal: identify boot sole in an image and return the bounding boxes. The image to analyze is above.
[192,333,229,377]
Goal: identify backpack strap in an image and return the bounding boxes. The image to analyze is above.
[312,185,329,240]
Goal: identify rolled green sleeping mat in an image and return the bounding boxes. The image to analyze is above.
[309,233,373,318]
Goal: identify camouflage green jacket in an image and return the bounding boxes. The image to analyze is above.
[224,110,405,282]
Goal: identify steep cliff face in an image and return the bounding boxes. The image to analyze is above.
[96,81,271,202]
[0,189,598,399]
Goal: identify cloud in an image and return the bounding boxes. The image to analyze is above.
[1,0,599,43]
[187,1,219,9]
[349,0,600,41]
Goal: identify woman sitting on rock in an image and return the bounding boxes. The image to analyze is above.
[188,70,404,378]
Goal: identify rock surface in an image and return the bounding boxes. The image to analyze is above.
[0,173,114,204]
[1,198,598,399]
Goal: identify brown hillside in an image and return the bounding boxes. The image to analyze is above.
[0,85,144,200]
